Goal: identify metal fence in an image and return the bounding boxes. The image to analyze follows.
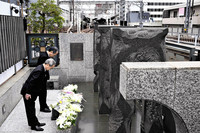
[168,27,200,36]
[0,15,26,74]
[166,27,200,46]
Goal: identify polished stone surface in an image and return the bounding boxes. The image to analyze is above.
[0,82,108,133]
[120,61,200,133]
[77,83,109,133]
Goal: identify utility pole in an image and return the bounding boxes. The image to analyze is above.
[114,1,116,24]
[139,1,144,28]
[190,0,194,28]
[120,0,125,24]
[20,0,24,17]
[184,0,191,33]
[115,1,116,16]
[73,0,75,27]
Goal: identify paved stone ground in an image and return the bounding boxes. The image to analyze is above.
[0,90,60,133]
[0,82,109,133]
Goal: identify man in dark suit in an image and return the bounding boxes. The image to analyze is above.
[21,58,56,131]
[37,47,58,66]
[37,46,58,113]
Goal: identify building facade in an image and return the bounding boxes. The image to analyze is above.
[127,0,185,26]
[162,0,200,30]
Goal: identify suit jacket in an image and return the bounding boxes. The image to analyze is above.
[20,65,49,95]
[37,52,50,80]
[37,52,49,66]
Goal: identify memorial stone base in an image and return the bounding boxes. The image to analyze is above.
[120,61,200,133]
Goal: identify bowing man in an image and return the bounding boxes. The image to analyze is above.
[37,46,58,113]
[21,58,56,131]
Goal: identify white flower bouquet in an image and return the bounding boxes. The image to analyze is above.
[63,84,78,93]
[50,84,85,130]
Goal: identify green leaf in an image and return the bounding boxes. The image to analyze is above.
[27,0,64,33]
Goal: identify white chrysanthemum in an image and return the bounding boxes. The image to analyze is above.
[64,121,71,127]
[70,93,83,103]
[58,102,70,113]
[56,115,66,128]
[63,84,78,92]
[59,92,83,103]
[61,109,77,121]
[70,104,83,112]
[73,84,78,90]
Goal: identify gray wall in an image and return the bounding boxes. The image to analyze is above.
[0,66,31,126]
[120,61,200,133]
[50,33,94,87]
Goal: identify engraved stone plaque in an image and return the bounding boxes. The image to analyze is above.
[70,43,83,61]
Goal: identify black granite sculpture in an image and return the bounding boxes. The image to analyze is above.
[94,26,114,114]
[94,26,188,132]
[94,26,167,110]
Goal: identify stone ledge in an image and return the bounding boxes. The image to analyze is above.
[47,76,60,89]
[0,66,31,126]
[121,61,200,70]
[49,76,59,81]
[0,66,30,97]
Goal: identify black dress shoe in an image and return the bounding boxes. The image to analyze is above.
[31,125,44,131]
[37,122,46,126]
[40,108,51,113]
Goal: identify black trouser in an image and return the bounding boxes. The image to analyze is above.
[39,83,48,109]
[23,94,39,127]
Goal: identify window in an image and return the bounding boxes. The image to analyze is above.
[70,43,83,61]
[173,11,177,18]
[147,2,182,6]
[148,2,153,5]
[150,15,163,18]
[147,8,164,12]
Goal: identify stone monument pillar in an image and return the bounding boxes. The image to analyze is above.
[94,26,168,132]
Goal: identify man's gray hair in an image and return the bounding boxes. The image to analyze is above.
[45,58,56,67]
